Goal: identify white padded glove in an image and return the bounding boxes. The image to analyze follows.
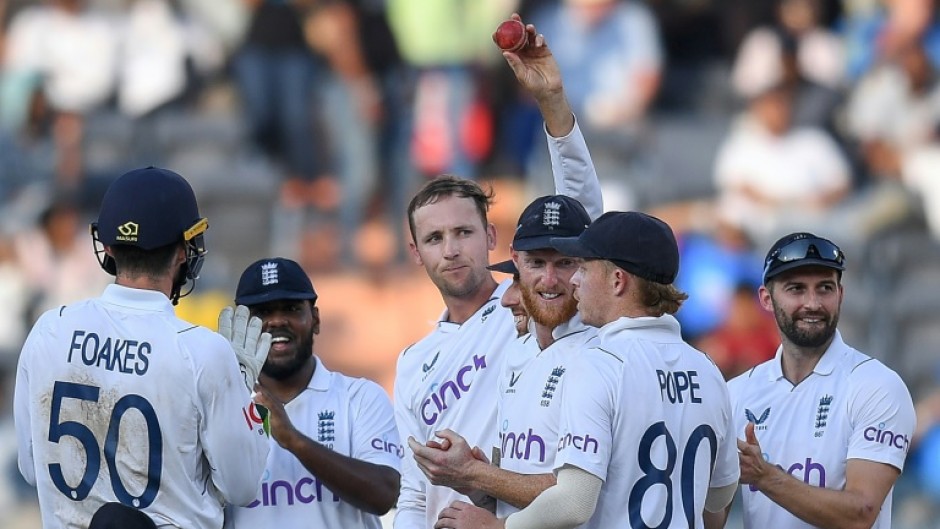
[218,305,272,391]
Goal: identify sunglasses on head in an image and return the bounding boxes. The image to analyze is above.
[764,237,844,276]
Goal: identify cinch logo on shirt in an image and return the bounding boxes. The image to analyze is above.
[500,426,547,463]
[420,354,487,426]
[557,433,600,454]
[372,436,405,458]
[247,475,340,508]
[864,422,910,452]
[749,457,827,491]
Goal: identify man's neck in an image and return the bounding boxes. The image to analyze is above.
[443,276,499,325]
[780,339,833,385]
[115,275,172,299]
[261,356,317,404]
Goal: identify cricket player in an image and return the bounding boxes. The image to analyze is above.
[393,21,603,529]
[708,233,915,529]
[436,212,740,529]
[223,257,401,529]
[14,167,270,529]
[410,195,601,517]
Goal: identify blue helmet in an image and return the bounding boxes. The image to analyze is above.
[91,166,208,303]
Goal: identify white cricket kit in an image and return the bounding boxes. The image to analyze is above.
[226,360,401,529]
[553,315,739,529]
[728,331,915,529]
[393,120,603,529]
[496,314,597,518]
[394,283,515,528]
[14,285,269,529]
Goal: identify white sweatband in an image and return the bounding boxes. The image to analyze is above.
[505,465,602,529]
[705,482,737,513]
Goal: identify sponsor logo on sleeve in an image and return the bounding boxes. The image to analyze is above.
[864,422,910,452]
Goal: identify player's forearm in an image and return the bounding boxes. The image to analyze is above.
[285,432,400,514]
[754,467,879,529]
[703,502,731,529]
[470,464,555,510]
[548,118,602,220]
[536,89,575,138]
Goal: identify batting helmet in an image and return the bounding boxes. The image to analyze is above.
[91,166,208,302]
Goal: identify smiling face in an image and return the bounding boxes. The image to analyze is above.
[500,275,529,337]
[760,266,842,350]
[409,194,496,300]
[248,299,320,380]
[514,248,580,329]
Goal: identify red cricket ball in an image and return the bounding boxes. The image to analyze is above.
[493,19,528,52]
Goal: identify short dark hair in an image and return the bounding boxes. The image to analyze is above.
[407,175,494,242]
[110,242,180,281]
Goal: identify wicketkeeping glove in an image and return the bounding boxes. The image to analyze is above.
[218,305,272,391]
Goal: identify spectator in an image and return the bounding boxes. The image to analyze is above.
[527,0,663,209]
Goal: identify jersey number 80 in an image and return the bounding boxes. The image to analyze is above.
[47,381,163,508]
[628,422,717,529]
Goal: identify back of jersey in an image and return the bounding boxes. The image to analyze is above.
[15,287,263,529]
[556,316,737,529]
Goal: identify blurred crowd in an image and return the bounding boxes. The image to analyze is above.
[2,0,940,527]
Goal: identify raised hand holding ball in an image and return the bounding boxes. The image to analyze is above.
[493,19,528,52]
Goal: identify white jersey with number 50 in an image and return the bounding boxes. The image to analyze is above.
[14,285,269,529]
[554,315,739,529]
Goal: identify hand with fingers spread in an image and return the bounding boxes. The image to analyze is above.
[218,305,272,391]
[409,429,486,493]
[435,500,505,529]
[738,422,773,489]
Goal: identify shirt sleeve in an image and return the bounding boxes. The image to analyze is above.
[14,318,45,486]
[847,362,915,471]
[710,371,741,488]
[393,360,427,529]
[547,118,604,220]
[194,334,270,506]
[552,351,617,481]
[349,379,402,471]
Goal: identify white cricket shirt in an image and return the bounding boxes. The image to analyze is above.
[728,331,915,529]
[226,360,401,529]
[496,314,597,518]
[14,285,269,529]
[553,315,739,529]
[393,119,603,529]
[394,282,515,528]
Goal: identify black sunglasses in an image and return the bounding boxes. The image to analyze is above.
[764,237,845,276]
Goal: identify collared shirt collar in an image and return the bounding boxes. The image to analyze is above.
[597,314,683,343]
[551,312,591,341]
[767,330,846,381]
[307,356,332,392]
[101,284,175,314]
[437,279,510,330]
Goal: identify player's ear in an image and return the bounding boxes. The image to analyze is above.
[486,223,497,251]
[408,240,423,266]
[758,284,774,313]
[310,303,321,335]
